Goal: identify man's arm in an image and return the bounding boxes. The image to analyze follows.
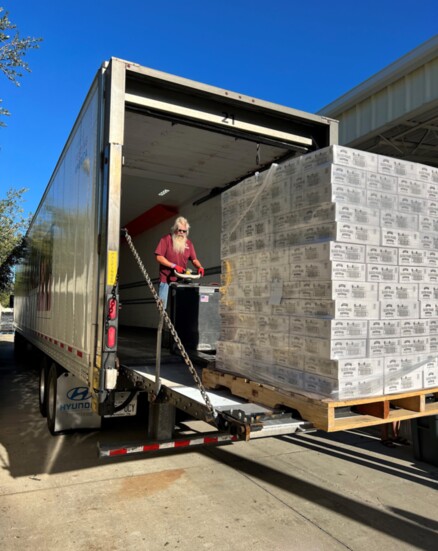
[156,254,175,268]
[192,258,204,276]
[192,259,203,270]
[156,254,184,273]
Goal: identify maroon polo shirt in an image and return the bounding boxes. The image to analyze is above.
[155,234,197,283]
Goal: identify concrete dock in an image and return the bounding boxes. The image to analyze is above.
[1,334,437,550]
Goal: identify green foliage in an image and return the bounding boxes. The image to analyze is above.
[0,9,40,301]
[0,187,31,297]
[0,7,42,125]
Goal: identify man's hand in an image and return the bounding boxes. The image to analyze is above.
[198,267,205,277]
[174,265,184,273]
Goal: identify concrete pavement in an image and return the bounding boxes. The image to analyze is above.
[1,333,437,550]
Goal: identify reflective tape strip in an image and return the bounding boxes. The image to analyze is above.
[100,434,238,457]
[28,329,86,359]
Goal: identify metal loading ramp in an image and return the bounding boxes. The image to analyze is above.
[121,361,314,437]
[98,361,314,458]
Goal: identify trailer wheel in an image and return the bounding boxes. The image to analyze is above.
[47,363,62,435]
[39,357,49,417]
[14,331,24,358]
[14,332,33,362]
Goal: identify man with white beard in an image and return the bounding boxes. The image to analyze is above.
[155,216,205,308]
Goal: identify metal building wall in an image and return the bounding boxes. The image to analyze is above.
[319,35,438,167]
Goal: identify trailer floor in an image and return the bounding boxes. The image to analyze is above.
[118,325,180,363]
[1,333,437,551]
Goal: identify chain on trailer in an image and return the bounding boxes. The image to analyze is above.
[122,228,219,423]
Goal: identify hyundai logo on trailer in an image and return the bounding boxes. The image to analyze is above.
[67,387,91,401]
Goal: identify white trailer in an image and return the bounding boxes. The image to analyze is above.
[14,58,337,448]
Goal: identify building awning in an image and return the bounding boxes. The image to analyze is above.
[318,35,438,167]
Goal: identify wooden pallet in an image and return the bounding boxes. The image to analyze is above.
[202,368,438,432]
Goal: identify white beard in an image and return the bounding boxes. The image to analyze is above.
[172,234,187,254]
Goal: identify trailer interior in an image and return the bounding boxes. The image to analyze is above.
[116,64,336,361]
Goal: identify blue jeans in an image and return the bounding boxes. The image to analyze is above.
[158,282,169,309]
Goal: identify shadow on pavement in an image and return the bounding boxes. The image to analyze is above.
[277,432,438,489]
[209,446,438,551]
[0,336,150,477]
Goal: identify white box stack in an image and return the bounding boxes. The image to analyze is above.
[218,145,438,399]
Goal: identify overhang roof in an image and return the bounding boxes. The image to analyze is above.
[318,35,438,167]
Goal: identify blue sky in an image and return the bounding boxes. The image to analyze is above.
[1,0,437,217]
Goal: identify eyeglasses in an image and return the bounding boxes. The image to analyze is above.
[176,228,187,233]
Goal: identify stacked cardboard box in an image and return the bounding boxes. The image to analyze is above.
[217,145,438,399]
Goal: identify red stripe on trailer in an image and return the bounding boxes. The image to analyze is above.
[204,436,219,444]
[109,448,128,456]
[100,434,237,458]
[29,329,85,359]
[142,443,160,452]
[174,439,191,448]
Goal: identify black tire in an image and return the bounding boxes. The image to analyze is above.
[47,363,61,435]
[38,357,49,417]
[14,332,33,364]
[14,331,23,358]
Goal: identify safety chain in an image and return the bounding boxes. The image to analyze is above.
[122,229,218,421]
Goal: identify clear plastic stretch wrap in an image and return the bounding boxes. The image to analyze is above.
[218,145,438,399]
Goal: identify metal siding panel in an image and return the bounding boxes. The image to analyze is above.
[390,78,407,120]
[430,58,438,99]
[338,108,359,144]
[72,92,99,353]
[359,97,373,136]
[409,65,427,108]
[374,88,390,129]
[14,84,101,386]
[320,40,438,150]
[319,36,438,117]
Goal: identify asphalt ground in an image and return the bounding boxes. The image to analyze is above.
[1,333,437,551]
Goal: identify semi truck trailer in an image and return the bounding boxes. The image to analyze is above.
[14,58,337,451]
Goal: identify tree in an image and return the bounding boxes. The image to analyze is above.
[0,6,42,125]
[0,8,41,303]
[0,188,31,304]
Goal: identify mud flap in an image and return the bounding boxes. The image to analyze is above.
[54,372,102,432]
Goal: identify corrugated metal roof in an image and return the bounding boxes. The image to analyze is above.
[319,35,438,167]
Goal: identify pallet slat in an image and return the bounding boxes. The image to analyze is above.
[391,394,424,413]
[354,401,389,420]
[202,368,438,432]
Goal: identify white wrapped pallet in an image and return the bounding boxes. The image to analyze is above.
[218,145,438,399]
